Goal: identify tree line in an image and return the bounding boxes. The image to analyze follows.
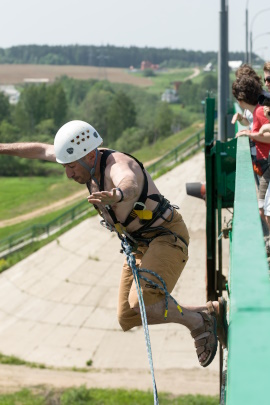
[0,72,217,176]
[0,45,247,68]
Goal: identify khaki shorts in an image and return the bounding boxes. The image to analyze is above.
[117,209,189,331]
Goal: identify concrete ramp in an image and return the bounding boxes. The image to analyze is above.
[0,151,221,395]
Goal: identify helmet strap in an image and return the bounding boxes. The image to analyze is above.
[77,149,99,187]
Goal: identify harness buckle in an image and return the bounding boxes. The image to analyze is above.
[134,202,146,210]
[133,202,153,220]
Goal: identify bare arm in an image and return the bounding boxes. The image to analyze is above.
[258,123,270,135]
[87,161,140,205]
[235,129,252,137]
[0,142,56,162]
[235,128,270,144]
[231,112,249,127]
[250,132,270,143]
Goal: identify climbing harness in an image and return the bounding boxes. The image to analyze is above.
[88,148,180,250]
[98,149,172,227]
[121,238,184,405]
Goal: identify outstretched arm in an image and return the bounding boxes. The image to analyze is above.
[0,142,56,162]
[87,160,141,205]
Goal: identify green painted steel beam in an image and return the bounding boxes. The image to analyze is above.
[205,97,215,146]
[227,136,270,405]
[205,97,217,300]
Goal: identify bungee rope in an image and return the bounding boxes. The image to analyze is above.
[121,238,184,405]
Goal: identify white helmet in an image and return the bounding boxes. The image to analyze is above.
[54,120,103,164]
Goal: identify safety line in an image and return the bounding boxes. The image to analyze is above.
[121,239,184,405]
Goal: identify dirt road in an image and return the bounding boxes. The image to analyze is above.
[0,364,218,396]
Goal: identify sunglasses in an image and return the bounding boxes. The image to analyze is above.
[264,76,270,83]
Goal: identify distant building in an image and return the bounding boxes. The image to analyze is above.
[161,88,179,103]
[0,85,20,104]
[140,61,159,71]
[24,78,50,85]
[228,61,242,71]
[203,62,213,72]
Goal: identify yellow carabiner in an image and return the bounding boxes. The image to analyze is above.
[177,305,183,315]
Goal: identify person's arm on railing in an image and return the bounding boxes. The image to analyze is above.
[0,142,56,162]
[235,126,270,144]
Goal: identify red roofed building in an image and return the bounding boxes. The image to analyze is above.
[140,61,159,71]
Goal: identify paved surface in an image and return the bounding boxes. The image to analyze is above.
[0,151,228,395]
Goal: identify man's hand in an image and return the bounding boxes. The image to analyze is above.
[87,188,122,205]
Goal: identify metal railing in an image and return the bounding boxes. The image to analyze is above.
[225,136,270,405]
[146,129,204,176]
[204,97,270,404]
[0,201,95,257]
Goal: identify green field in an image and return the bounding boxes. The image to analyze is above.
[0,175,83,220]
[0,199,90,240]
[0,387,219,405]
[135,121,203,163]
[145,68,195,95]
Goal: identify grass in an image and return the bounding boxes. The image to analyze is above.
[144,68,194,95]
[0,352,46,369]
[135,121,203,163]
[0,174,82,220]
[0,352,92,372]
[190,70,217,85]
[151,147,203,180]
[0,199,90,240]
[0,352,217,403]
[0,386,219,405]
[0,209,96,273]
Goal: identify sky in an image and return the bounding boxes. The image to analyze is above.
[1,0,270,59]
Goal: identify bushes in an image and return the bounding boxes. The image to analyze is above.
[0,156,62,176]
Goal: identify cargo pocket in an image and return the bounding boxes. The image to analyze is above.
[173,237,189,263]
